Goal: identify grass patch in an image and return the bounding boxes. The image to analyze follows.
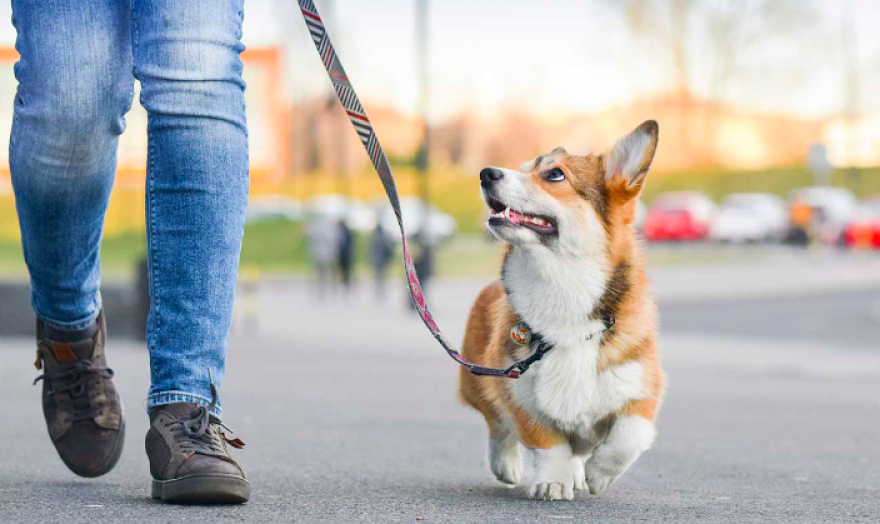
[0,226,803,281]
[0,220,502,279]
[239,220,503,276]
[0,220,314,278]
[240,219,310,273]
[2,163,878,278]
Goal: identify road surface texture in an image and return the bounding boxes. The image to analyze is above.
[2,255,879,523]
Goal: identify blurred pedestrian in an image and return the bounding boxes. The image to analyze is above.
[11,0,250,503]
[369,223,394,298]
[787,200,812,247]
[306,214,340,297]
[414,238,434,291]
[337,217,355,291]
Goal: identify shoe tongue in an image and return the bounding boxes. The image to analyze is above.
[47,339,96,365]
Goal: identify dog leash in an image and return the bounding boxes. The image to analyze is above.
[297,0,612,378]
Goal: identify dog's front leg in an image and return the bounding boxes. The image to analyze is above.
[570,454,588,491]
[512,412,574,500]
[583,415,656,495]
[529,444,575,500]
[570,419,613,492]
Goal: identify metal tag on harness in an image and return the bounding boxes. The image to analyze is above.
[509,324,532,346]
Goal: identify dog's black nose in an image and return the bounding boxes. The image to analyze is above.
[480,167,503,187]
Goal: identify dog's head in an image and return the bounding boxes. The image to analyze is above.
[480,120,658,254]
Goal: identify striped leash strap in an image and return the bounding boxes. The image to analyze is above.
[296,0,526,378]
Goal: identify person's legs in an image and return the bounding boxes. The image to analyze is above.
[11,0,134,329]
[132,0,249,415]
[10,0,133,477]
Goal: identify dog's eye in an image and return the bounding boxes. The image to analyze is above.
[543,168,566,182]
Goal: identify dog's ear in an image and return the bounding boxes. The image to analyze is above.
[604,120,659,192]
[603,120,658,224]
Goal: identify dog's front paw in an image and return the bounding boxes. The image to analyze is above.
[583,464,616,496]
[528,445,575,500]
[583,416,656,496]
[488,437,522,485]
[528,480,574,501]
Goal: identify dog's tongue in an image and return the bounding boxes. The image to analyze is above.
[508,209,523,225]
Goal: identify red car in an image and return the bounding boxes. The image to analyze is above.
[644,192,716,242]
[843,197,880,249]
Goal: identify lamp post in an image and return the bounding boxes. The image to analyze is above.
[322,0,351,199]
[841,0,861,190]
[415,0,433,286]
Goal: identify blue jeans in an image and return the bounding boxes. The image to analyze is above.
[10,0,249,416]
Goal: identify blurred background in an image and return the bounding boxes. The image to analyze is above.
[0,0,880,302]
[1,1,879,520]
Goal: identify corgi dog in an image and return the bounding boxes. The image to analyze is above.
[459,120,665,501]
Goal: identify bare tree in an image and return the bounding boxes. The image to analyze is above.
[614,0,690,91]
[608,0,818,104]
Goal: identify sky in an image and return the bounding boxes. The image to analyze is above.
[0,0,877,123]
[261,0,880,122]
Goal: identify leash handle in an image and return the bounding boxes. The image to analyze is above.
[297,0,515,378]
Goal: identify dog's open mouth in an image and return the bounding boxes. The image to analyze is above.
[486,198,557,235]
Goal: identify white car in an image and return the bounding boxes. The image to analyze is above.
[710,193,788,243]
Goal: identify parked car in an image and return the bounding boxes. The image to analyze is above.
[643,192,716,241]
[709,193,788,243]
[787,186,858,245]
[843,196,880,250]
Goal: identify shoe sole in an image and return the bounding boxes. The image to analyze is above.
[57,404,126,478]
[152,475,250,504]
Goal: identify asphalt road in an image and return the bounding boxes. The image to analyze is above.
[661,288,880,347]
[1,274,879,523]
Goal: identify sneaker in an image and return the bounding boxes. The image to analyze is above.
[146,380,249,504]
[33,311,125,477]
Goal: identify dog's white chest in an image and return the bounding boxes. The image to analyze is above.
[514,339,645,434]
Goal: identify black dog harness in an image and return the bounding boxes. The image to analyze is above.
[504,316,616,378]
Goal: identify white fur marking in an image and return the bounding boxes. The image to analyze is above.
[516,354,646,435]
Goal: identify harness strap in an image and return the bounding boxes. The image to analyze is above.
[296,1,612,378]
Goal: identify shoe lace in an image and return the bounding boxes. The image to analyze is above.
[163,374,245,458]
[33,359,114,422]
